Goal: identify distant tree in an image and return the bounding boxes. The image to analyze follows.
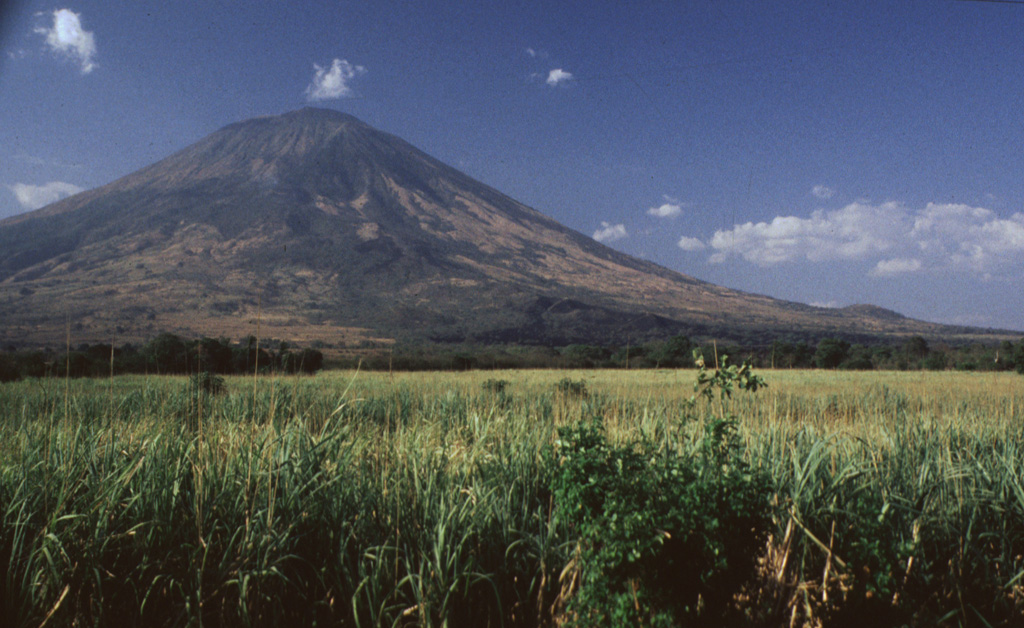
[561,344,609,368]
[872,345,894,364]
[0,354,17,382]
[792,342,814,368]
[650,335,693,368]
[297,348,324,374]
[770,341,793,368]
[145,333,189,373]
[841,344,874,370]
[904,336,929,359]
[923,351,948,371]
[233,337,270,374]
[814,338,850,369]
[452,352,477,371]
[195,337,234,373]
[63,351,92,378]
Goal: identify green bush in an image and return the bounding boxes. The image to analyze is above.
[481,378,510,394]
[550,357,772,625]
[190,370,226,395]
[555,377,588,397]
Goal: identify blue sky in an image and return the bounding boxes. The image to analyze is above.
[2,1,1023,331]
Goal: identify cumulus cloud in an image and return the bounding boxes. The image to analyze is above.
[648,203,682,218]
[593,222,627,243]
[707,200,1024,277]
[546,68,573,86]
[9,181,84,210]
[677,236,706,251]
[910,203,1024,271]
[709,202,903,266]
[34,8,97,73]
[811,185,835,200]
[305,58,366,101]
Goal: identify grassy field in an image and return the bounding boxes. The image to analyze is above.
[2,367,1023,626]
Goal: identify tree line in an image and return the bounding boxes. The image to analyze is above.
[0,333,324,382]
[334,334,1024,373]
[3,332,1023,382]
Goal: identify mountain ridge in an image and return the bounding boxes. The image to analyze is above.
[0,108,1012,348]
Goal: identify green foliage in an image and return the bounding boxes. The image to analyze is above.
[146,332,189,373]
[555,377,588,397]
[649,334,693,368]
[0,335,326,382]
[904,335,929,359]
[190,370,225,395]
[561,344,610,368]
[815,337,850,369]
[481,378,510,394]
[841,344,875,370]
[550,357,772,625]
[922,350,948,371]
[2,370,1024,624]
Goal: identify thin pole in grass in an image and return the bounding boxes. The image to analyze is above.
[64,312,70,422]
[194,341,206,550]
[108,339,115,421]
[254,291,262,405]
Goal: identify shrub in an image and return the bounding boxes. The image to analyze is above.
[190,370,226,396]
[550,357,772,625]
[481,378,509,393]
[555,377,588,398]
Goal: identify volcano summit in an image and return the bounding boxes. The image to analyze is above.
[0,108,991,348]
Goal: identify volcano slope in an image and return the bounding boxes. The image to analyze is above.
[0,108,998,348]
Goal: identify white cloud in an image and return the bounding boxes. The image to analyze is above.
[593,222,627,243]
[648,203,682,218]
[870,257,922,277]
[707,200,1024,277]
[708,202,903,265]
[34,9,96,74]
[305,58,366,101]
[546,68,573,86]
[677,236,706,251]
[9,181,84,210]
[811,185,835,200]
[910,203,1024,271]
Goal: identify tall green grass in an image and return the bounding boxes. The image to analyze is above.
[1,369,1023,626]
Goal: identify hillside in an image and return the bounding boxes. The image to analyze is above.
[0,108,1005,348]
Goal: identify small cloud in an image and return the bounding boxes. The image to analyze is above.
[305,58,366,101]
[9,181,84,210]
[810,301,840,309]
[593,222,627,243]
[546,68,573,86]
[34,9,97,74]
[677,236,706,251]
[648,203,683,218]
[526,47,537,58]
[870,257,922,277]
[811,185,835,200]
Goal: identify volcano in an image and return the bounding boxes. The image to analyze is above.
[0,108,995,348]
